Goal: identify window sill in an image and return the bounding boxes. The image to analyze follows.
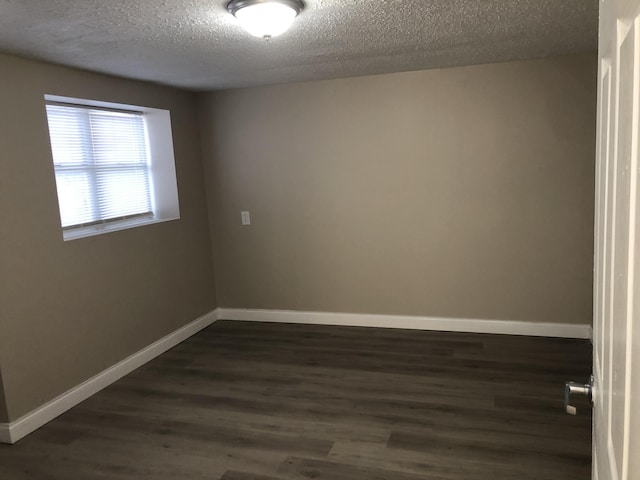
[63,215,179,241]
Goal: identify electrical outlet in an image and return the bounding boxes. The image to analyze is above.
[241,211,251,225]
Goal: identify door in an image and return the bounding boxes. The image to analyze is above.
[593,0,640,479]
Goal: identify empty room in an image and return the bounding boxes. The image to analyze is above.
[0,0,639,479]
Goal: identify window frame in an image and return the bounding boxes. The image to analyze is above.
[44,95,181,241]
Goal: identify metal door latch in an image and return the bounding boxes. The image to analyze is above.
[564,375,594,415]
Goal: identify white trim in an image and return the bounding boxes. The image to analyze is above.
[62,216,179,241]
[217,308,592,339]
[0,309,220,444]
[0,306,591,445]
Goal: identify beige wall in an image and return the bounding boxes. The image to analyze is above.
[0,54,217,421]
[0,371,8,423]
[200,54,597,325]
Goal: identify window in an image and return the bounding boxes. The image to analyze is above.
[44,95,180,240]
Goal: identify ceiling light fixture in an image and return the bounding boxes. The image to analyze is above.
[227,0,304,39]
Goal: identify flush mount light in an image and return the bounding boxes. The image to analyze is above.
[227,0,304,39]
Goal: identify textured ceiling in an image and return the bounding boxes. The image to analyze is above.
[0,0,598,91]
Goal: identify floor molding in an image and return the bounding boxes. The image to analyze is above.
[218,308,592,339]
[0,307,591,444]
[0,309,220,444]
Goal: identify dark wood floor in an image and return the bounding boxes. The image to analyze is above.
[0,321,593,479]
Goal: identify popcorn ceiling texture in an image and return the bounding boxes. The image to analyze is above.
[0,0,598,90]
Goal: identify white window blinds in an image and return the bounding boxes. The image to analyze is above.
[45,103,153,229]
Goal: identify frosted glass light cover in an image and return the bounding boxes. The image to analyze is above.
[234,3,298,38]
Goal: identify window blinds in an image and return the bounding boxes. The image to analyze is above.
[45,103,153,229]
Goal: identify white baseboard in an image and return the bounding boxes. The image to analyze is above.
[0,306,591,444]
[217,308,592,339]
[0,309,220,444]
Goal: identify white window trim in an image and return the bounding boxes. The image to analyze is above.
[44,94,181,241]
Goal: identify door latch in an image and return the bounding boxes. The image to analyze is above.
[564,375,594,415]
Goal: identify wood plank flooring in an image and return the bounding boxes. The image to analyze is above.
[0,321,593,479]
